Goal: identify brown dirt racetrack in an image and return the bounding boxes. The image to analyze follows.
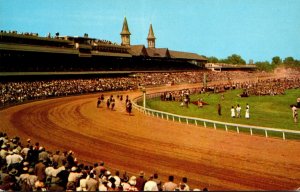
[1,84,300,190]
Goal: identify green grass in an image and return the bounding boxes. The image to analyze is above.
[144,89,300,131]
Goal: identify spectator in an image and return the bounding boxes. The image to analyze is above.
[236,104,241,118]
[34,159,46,182]
[153,173,162,191]
[181,177,190,191]
[86,172,98,191]
[113,170,121,188]
[67,166,82,190]
[292,105,298,123]
[162,175,177,191]
[245,105,250,119]
[98,176,108,191]
[218,103,222,116]
[231,106,236,118]
[144,175,158,191]
[136,171,146,191]
[127,176,138,191]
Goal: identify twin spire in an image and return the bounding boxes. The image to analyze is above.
[120,17,155,48]
[120,17,131,36]
[147,24,155,48]
[120,17,131,46]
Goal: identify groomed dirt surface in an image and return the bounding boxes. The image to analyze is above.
[1,83,300,190]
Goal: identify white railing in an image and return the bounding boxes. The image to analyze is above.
[132,92,300,141]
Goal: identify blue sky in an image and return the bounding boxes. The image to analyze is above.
[1,0,300,62]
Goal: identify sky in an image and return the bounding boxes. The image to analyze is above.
[1,0,300,63]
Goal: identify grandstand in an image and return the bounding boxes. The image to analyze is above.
[0,17,207,73]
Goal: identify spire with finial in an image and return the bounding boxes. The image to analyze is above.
[120,17,131,35]
[147,24,156,48]
[120,17,131,46]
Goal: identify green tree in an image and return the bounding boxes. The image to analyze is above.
[271,56,282,66]
[226,54,246,65]
[219,58,229,64]
[283,57,295,66]
[255,61,274,71]
[295,59,300,67]
[207,56,219,63]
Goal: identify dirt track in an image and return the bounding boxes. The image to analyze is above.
[1,84,300,190]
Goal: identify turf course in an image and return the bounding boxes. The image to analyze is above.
[145,89,300,131]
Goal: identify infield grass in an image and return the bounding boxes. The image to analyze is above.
[145,89,300,132]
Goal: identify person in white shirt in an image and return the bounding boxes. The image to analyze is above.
[113,170,121,188]
[144,175,158,191]
[245,106,250,119]
[231,106,236,118]
[6,151,13,167]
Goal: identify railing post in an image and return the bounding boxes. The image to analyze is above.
[186,119,189,125]
[179,117,181,123]
[161,113,164,119]
[195,120,197,126]
[156,113,159,118]
[214,123,216,130]
[225,125,228,132]
[152,111,154,116]
[236,126,239,133]
[203,121,206,128]
[173,116,175,122]
[265,130,268,138]
[167,115,169,120]
[250,128,253,136]
[283,132,286,140]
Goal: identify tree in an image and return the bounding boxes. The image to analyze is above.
[219,58,229,64]
[55,32,59,37]
[294,59,300,67]
[226,54,246,65]
[255,61,273,71]
[207,56,219,63]
[271,56,282,66]
[283,57,295,66]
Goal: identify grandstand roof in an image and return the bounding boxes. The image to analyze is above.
[169,50,207,61]
[146,48,170,58]
[129,45,148,56]
[0,42,78,54]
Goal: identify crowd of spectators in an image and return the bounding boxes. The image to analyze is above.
[0,132,208,191]
[0,78,136,107]
[160,76,300,103]
[240,78,300,96]
[0,70,297,108]
[134,71,269,86]
[0,30,118,46]
[0,30,39,37]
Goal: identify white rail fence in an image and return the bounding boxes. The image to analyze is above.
[132,92,300,141]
